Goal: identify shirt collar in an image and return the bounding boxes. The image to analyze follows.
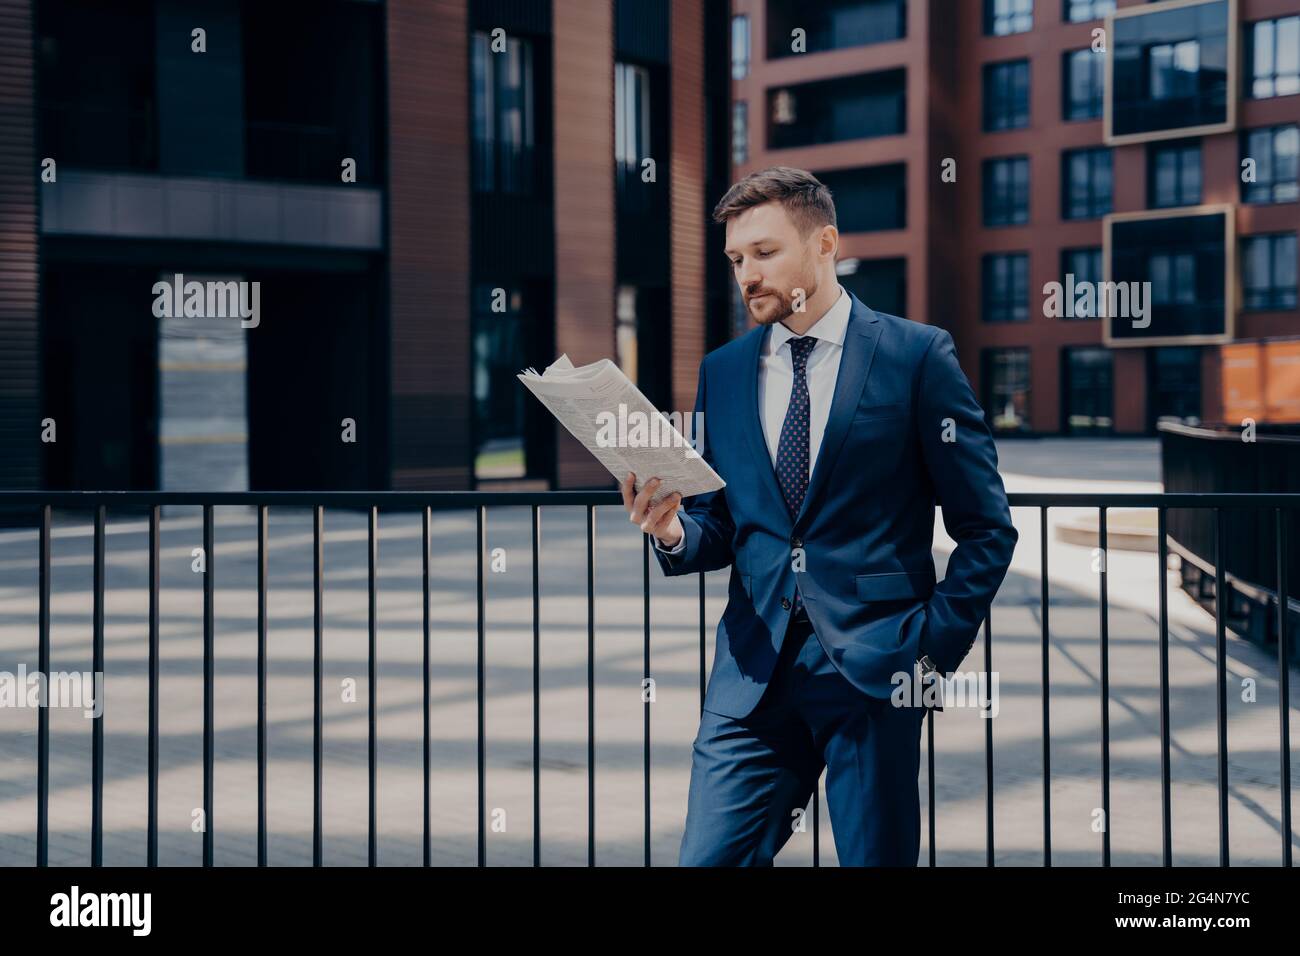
[766,284,850,357]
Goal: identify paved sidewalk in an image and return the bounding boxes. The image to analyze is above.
[0,438,1294,866]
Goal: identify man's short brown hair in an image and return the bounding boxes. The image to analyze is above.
[711,166,836,236]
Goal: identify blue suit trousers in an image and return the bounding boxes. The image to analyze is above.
[679,615,928,866]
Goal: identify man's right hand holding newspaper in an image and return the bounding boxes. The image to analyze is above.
[621,473,683,549]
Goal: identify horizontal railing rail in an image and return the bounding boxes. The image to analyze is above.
[3,490,1300,507]
[0,490,1293,868]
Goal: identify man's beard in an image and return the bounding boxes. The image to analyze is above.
[747,273,819,326]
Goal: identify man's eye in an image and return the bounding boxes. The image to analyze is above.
[757,250,773,257]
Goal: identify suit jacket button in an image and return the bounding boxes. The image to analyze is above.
[781,597,791,610]
[790,537,802,549]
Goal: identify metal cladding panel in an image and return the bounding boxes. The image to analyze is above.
[0,0,40,492]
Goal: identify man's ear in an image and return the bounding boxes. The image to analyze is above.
[819,224,838,260]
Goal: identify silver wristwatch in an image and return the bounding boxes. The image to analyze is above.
[918,654,938,677]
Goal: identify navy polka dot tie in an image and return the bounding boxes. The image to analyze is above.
[775,335,817,618]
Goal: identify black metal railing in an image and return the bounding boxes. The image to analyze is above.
[0,490,1294,867]
[1160,424,1300,649]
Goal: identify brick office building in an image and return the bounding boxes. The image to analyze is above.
[731,0,1298,434]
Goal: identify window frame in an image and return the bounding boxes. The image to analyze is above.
[981,252,1031,323]
[982,155,1031,227]
[984,58,1031,132]
[1061,146,1113,220]
[1240,232,1298,310]
[1062,48,1104,121]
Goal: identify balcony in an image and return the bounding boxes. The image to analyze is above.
[1105,0,1237,145]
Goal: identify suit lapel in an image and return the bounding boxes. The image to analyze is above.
[794,295,881,529]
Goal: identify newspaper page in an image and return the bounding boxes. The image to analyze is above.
[518,354,725,505]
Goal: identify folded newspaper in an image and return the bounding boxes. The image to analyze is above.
[518,354,725,505]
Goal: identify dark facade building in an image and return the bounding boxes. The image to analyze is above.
[733,0,1299,435]
[4,0,1297,502]
[0,0,732,494]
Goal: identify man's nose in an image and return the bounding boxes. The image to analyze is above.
[739,266,762,292]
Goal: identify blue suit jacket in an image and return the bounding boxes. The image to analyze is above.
[655,292,1018,718]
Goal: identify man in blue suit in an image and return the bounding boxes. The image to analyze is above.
[621,167,1018,866]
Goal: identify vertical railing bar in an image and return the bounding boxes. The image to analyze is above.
[1157,506,1172,866]
[643,533,651,868]
[147,504,159,867]
[92,505,105,867]
[476,505,486,868]
[587,505,596,867]
[368,506,378,867]
[532,504,541,868]
[1099,506,1111,867]
[422,506,432,868]
[1040,505,1051,867]
[1214,507,1229,866]
[926,696,935,867]
[984,612,994,867]
[37,504,50,867]
[698,571,706,714]
[812,786,819,867]
[1275,507,1292,868]
[313,505,323,867]
[202,504,214,867]
[256,505,267,867]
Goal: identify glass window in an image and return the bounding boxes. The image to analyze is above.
[1061,147,1112,220]
[815,164,906,232]
[1059,247,1103,318]
[1062,48,1104,121]
[472,284,528,479]
[1149,252,1197,305]
[730,278,749,339]
[471,30,535,194]
[982,253,1030,322]
[1149,40,1200,101]
[984,60,1031,131]
[242,2,386,185]
[766,0,906,58]
[1063,347,1113,434]
[1241,233,1298,310]
[1064,0,1114,23]
[1244,16,1300,99]
[616,285,638,382]
[1241,124,1299,203]
[615,61,650,168]
[731,14,750,80]
[1147,347,1201,426]
[982,349,1032,433]
[766,69,906,149]
[983,156,1030,227]
[1148,140,1201,208]
[37,0,158,172]
[838,258,907,317]
[615,61,653,214]
[985,0,1033,36]
[732,101,748,165]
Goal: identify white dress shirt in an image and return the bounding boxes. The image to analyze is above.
[657,283,850,554]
